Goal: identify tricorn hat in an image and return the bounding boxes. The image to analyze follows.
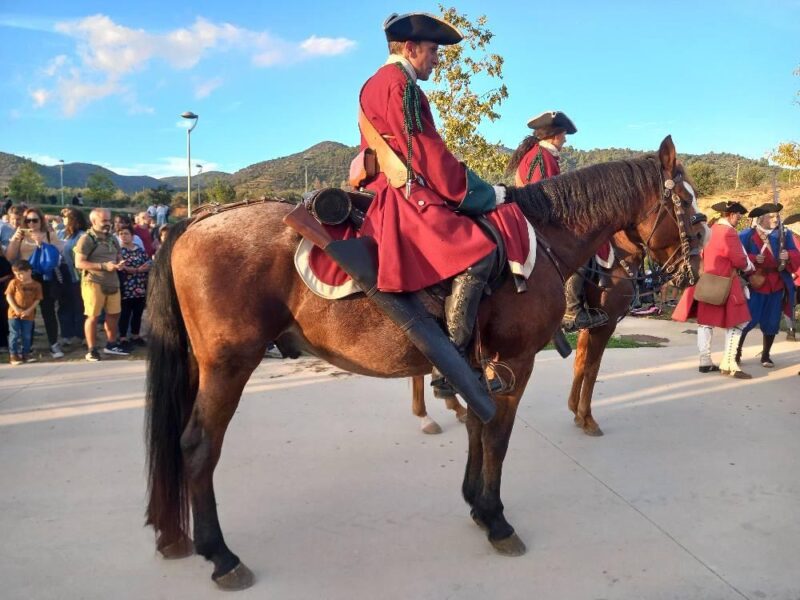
[710,200,747,215]
[384,13,463,45]
[526,111,577,134]
[747,202,784,218]
[783,213,800,226]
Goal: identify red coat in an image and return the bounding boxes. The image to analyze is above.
[673,222,752,328]
[358,62,497,292]
[515,143,560,185]
[740,229,800,294]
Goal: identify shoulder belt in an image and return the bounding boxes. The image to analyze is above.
[358,108,408,189]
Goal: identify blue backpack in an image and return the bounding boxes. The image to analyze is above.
[29,242,61,279]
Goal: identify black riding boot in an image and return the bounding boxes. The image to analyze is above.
[431,251,499,398]
[561,266,608,332]
[735,329,748,365]
[761,334,776,367]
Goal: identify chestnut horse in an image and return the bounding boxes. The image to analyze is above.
[145,136,703,590]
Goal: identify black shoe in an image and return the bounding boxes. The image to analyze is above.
[699,364,720,373]
[85,349,101,362]
[103,343,130,356]
[761,356,774,368]
[731,369,752,380]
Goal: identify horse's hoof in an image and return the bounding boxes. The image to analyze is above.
[158,536,194,560]
[214,562,255,591]
[573,415,584,428]
[583,423,604,437]
[491,532,527,556]
[420,416,442,435]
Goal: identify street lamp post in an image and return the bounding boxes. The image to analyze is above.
[303,155,310,193]
[196,163,203,205]
[58,159,64,205]
[181,111,199,217]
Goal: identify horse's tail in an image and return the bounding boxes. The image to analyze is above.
[144,219,196,543]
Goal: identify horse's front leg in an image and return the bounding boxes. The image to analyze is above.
[574,326,614,436]
[469,393,527,556]
[182,365,257,590]
[411,375,442,434]
[567,329,589,415]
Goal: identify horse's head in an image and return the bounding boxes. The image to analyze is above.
[626,135,707,289]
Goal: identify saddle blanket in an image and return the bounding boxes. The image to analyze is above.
[295,204,537,300]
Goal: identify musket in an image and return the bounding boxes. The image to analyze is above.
[774,176,787,271]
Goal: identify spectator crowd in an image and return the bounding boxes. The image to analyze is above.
[1,198,172,364]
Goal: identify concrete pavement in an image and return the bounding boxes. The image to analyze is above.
[1,319,798,599]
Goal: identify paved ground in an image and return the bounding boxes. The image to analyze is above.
[1,318,798,600]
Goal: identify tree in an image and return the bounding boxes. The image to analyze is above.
[84,171,116,205]
[771,142,800,182]
[9,161,46,203]
[427,6,508,181]
[738,166,766,188]
[207,178,236,204]
[686,162,719,196]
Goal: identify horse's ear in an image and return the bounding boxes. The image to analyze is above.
[658,135,676,174]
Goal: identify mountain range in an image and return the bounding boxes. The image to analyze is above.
[0,142,776,198]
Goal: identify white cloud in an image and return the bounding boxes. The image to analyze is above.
[43,54,69,76]
[195,77,223,99]
[33,15,356,116]
[300,35,356,56]
[103,156,220,178]
[31,88,50,107]
[26,153,62,166]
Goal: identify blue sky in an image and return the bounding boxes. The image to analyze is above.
[1,0,799,178]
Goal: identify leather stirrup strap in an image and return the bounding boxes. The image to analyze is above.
[358,109,408,189]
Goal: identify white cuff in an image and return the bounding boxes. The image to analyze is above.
[493,185,506,205]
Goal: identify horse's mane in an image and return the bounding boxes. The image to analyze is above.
[507,156,661,235]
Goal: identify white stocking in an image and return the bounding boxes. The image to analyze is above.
[697,326,714,367]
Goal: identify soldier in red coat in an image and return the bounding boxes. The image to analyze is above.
[507,111,608,331]
[737,203,800,366]
[358,13,511,396]
[673,201,755,378]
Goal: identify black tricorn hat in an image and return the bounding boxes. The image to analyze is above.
[784,213,800,226]
[384,13,463,45]
[747,202,784,218]
[710,200,747,215]
[526,111,577,134]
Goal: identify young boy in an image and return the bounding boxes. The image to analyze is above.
[5,260,43,365]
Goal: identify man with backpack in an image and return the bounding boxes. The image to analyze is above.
[74,208,129,361]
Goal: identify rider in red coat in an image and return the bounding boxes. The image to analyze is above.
[358,13,511,397]
[673,201,754,377]
[507,111,608,331]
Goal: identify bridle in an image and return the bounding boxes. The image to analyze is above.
[633,160,702,288]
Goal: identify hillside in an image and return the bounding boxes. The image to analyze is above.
[1,143,790,202]
[0,152,164,194]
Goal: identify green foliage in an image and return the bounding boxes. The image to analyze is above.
[686,162,719,196]
[84,171,117,204]
[427,6,508,181]
[771,142,800,182]
[9,161,46,203]
[207,177,237,204]
[738,166,767,188]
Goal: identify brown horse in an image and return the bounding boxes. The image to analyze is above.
[144,136,703,590]
[409,237,646,436]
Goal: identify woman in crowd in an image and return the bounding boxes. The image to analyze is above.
[5,206,65,358]
[57,207,89,347]
[116,224,151,348]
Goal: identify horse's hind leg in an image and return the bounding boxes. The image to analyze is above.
[568,330,589,416]
[411,376,442,434]
[182,363,258,590]
[574,329,611,436]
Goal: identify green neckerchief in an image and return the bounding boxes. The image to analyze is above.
[392,62,423,190]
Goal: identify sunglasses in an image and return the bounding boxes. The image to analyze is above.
[25,218,40,223]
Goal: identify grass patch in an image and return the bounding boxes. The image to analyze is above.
[543,331,659,350]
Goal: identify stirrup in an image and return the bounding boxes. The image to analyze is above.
[561,307,609,332]
[431,369,502,399]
